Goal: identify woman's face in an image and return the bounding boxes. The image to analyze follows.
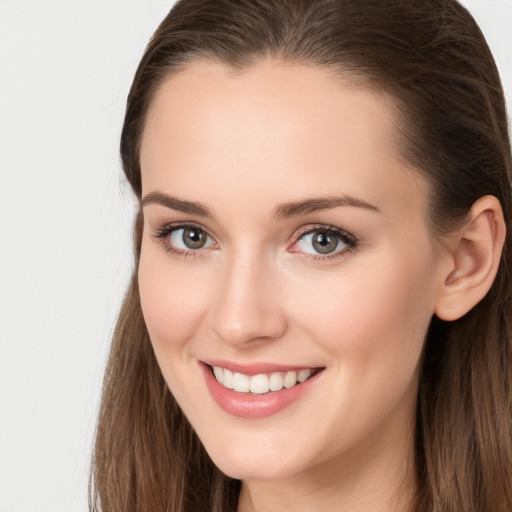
[138,61,448,483]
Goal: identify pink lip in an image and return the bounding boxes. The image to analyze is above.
[201,362,324,419]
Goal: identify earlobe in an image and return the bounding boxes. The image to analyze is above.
[435,195,506,321]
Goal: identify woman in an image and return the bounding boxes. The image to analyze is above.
[90,0,512,511]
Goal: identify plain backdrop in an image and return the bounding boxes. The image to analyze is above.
[0,1,510,511]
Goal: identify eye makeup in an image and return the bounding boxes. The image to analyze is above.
[151,220,358,262]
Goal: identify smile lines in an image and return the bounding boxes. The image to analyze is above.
[211,365,319,394]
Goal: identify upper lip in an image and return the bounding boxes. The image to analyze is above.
[201,358,324,376]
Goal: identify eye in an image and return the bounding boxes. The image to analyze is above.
[291,226,356,257]
[170,226,213,250]
[153,223,216,254]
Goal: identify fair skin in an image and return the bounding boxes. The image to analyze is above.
[137,60,505,512]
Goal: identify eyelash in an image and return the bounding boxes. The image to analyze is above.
[151,222,358,261]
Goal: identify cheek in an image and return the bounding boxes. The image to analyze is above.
[281,249,437,450]
[289,248,436,369]
[138,245,211,351]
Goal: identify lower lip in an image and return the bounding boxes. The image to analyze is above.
[201,363,323,419]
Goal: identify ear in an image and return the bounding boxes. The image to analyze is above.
[435,195,506,321]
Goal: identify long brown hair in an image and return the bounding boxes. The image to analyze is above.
[90,1,512,511]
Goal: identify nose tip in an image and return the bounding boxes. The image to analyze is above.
[208,258,287,347]
[211,310,286,347]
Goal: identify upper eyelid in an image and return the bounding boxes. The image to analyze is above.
[291,224,356,242]
[153,221,216,239]
[295,224,345,236]
[152,221,353,235]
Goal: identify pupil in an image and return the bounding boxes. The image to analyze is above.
[312,232,338,254]
[183,228,207,249]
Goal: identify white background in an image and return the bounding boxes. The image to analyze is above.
[0,1,510,511]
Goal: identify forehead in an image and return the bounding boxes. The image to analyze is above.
[140,60,427,221]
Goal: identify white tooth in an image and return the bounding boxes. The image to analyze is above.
[249,374,270,394]
[269,372,284,391]
[283,371,297,389]
[213,366,224,383]
[223,369,234,389]
[233,372,250,392]
[297,369,312,383]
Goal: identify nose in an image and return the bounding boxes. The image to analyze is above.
[208,250,287,348]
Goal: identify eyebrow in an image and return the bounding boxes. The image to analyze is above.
[140,191,380,219]
[140,191,213,217]
[272,195,381,219]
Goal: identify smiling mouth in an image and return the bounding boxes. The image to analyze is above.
[209,365,321,394]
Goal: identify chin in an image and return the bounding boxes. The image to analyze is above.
[212,457,297,481]
[200,432,307,481]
